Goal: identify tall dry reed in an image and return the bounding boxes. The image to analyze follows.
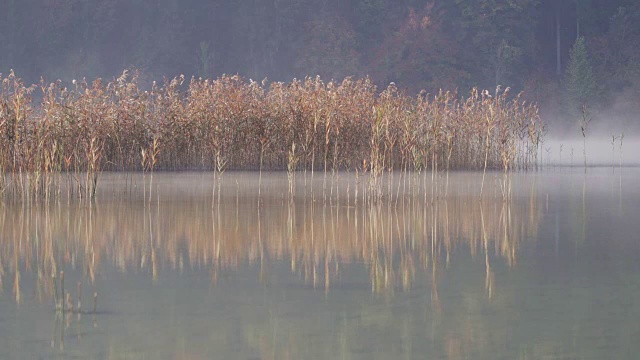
[0,71,544,200]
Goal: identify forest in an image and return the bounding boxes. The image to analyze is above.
[0,0,639,128]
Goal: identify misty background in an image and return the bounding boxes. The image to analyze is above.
[1,0,639,141]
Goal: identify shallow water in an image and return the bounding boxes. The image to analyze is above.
[1,169,639,359]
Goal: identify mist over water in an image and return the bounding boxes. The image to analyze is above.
[543,135,640,166]
[542,100,640,166]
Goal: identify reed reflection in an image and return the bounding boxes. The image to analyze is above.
[0,177,542,303]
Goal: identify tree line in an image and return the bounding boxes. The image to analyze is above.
[0,0,638,124]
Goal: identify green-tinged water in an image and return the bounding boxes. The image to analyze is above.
[1,169,639,359]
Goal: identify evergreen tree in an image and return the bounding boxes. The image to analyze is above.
[565,36,596,111]
[451,0,538,89]
[604,5,640,90]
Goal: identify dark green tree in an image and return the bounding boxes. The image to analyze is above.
[601,5,640,91]
[565,36,597,111]
[296,15,361,80]
[451,0,539,89]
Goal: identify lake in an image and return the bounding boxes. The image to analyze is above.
[1,169,639,359]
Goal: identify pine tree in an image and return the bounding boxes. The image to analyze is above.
[565,37,597,111]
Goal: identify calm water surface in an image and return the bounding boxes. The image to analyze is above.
[1,169,639,359]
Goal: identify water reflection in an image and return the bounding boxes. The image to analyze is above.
[0,173,541,304]
[3,171,640,358]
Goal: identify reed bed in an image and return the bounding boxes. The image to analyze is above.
[0,71,544,200]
